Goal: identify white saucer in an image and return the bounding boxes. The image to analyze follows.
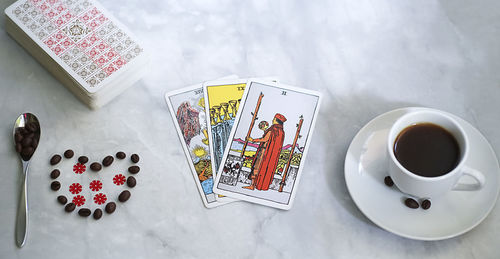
[344,107,500,240]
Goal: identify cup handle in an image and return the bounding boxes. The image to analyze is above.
[452,166,485,191]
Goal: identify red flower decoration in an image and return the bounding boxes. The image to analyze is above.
[89,180,103,191]
[73,163,86,174]
[72,195,86,207]
[93,193,107,205]
[113,174,126,186]
[69,183,82,194]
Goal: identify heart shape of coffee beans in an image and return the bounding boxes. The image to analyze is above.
[49,150,140,220]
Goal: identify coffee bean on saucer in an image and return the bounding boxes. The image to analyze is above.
[131,154,140,163]
[421,199,431,210]
[90,162,102,172]
[118,190,131,202]
[384,176,394,187]
[127,176,136,188]
[102,155,114,167]
[404,198,419,209]
[116,151,126,159]
[15,143,22,153]
[64,149,74,159]
[50,169,60,179]
[78,208,91,217]
[65,203,76,212]
[57,195,67,205]
[15,132,23,142]
[93,208,103,220]
[105,202,116,214]
[50,181,61,191]
[78,156,89,164]
[128,166,140,174]
[50,154,62,165]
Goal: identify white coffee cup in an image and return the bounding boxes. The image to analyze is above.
[387,109,485,199]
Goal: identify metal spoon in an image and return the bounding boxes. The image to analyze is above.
[13,113,41,248]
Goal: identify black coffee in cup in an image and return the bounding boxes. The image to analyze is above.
[394,123,460,177]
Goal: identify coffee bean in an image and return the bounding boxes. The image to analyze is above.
[31,138,38,149]
[404,198,419,209]
[21,147,34,157]
[102,155,114,167]
[384,176,394,187]
[93,209,103,220]
[50,181,61,191]
[128,166,140,174]
[105,202,116,214]
[15,143,22,153]
[127,176,136,188]
[21,137,32,147]
[118,190,131,202]
[50,154,62,165]
[90,162,102,172]
[57,195,67,205]
[421,199,431,210]
[26,132,34,139]
[78,208,91,217]
[18,128,28,135]
[64,149,74,158]
[50,169,60,179]
[78,156,89,164]
[131,154,140,163]
[65,203,76,212]
[116,151,126,159]
[26,122,38,132]
[15,132,23,142]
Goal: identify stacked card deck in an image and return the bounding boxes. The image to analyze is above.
[166,76,322,210]
[5,0,148,109]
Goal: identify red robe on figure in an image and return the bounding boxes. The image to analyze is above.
[253,114,286,190]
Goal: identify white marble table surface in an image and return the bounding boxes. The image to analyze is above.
[1,0,500,258]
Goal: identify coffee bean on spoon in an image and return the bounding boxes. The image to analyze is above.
[26,122,38,132]
[102,155,114,167]
[50,154,62,165]
[131,154,140,163]
[90,162,102,172]
[93,209,103,220]
[15,143,22,153]
[64,149,74,158]
[118,190,131,202]
[31,139,38,149]
[21,147,34,157]
[404,198,419,209]
[21,137,32,147]
[50,181,61,191]
[421,199,431,210]
[50,169,60,179]
[116,151,126,159]
[65,203,76,212]
[128,166,140,174]
[78,156,89,164]
[127,176,136,188]
[105,202,116,214]
[384,176,394,187]
[57,195,67,205]
[15,132,23,142]
[78,208,91,217]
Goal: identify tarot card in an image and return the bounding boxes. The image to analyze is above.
[212,81,322,210]
[5,0,146,93]
[165,78,237,208]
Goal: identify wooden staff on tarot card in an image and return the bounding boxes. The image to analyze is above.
[241,92,264,158]
[279,115,304,192]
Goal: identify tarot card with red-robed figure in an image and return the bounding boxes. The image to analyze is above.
[212,81,321,210]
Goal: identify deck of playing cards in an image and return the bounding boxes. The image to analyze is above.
[5,0,148,109]
[166,77,322,210]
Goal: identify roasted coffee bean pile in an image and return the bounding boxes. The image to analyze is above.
[49,151,141,220]
[384,176,432,210]
[14,122,40,161]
